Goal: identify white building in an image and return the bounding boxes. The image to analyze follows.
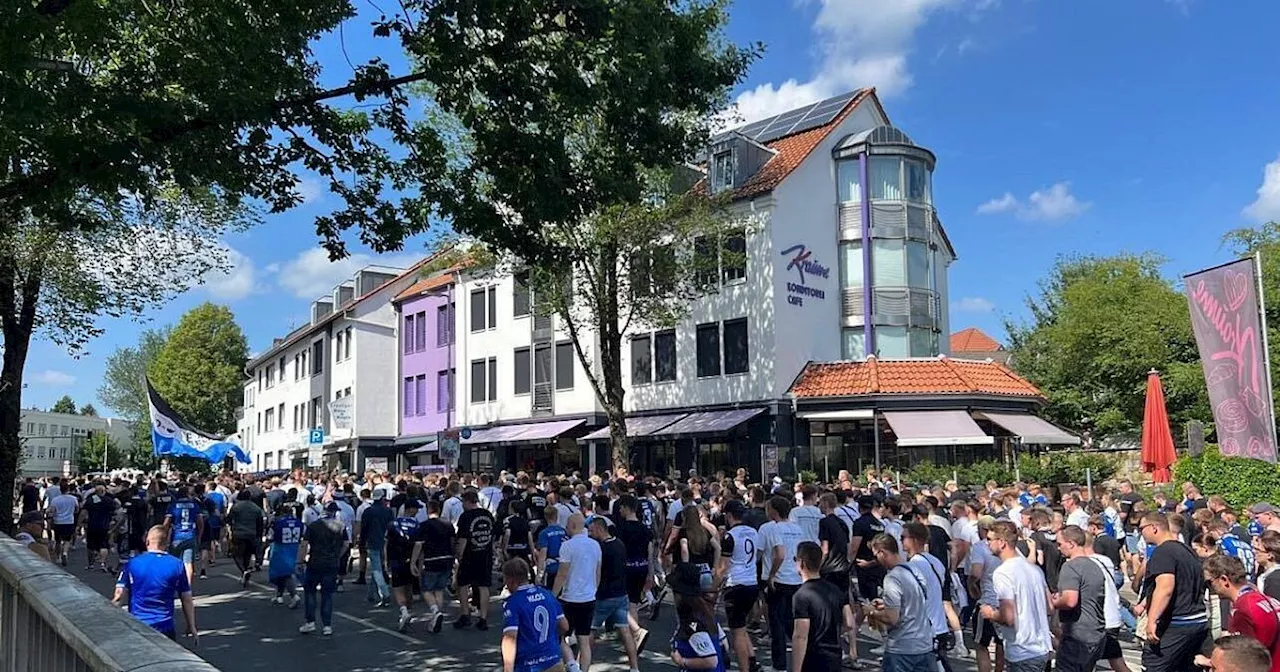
[240,262,431,474]
[19,410,133,477]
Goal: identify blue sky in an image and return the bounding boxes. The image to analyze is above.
[23,0,1280,412]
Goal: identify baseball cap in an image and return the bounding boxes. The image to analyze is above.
[722,500,747,517]
[372,489,388,501]
[1252,502,1275,515]
[772,476,783,485]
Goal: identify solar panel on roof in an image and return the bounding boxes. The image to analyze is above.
[727,89,859,145]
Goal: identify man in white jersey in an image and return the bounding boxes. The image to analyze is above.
[789,485,822,544]
[48,488,79,566]
[477,474,503,515]
[440,482,463,528]
[716,501,761,672]
[758,495,804,672]
[981,521,1052,672]
[903,522,955,672]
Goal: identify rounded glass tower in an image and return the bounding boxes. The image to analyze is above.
[832,126,950,359]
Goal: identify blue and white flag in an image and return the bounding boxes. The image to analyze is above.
[147,378,250,464]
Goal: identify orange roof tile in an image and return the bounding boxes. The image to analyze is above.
[789,356,1042,399]
[950,327,1003,353]
[393,272,454,303]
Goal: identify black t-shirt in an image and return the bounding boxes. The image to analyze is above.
[597,536,628,600]
[419,518,455,572]
[850,514,885,563]
[524,490,548,520]
[792,577,847,672]
[386,517,421,568]
[1032,530,1065,591]
[85,494,116,530]
[1093,535,1122,569]
[1143,539,1206,630]
[124,496,149,537]
[818,514,851,576]
[20,484,38,512]
[505,514,531,552]
[246,485,265,509]
[149,491,174,527]
[927,525,952,573]
[615,519,653,567]
[456,507,496,558]
[1118,493,1143,533]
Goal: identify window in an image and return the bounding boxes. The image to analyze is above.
[694,236,717,287]
[266,365,275,388]
[487,286,497,330]
[711,150,734,193]
[723,318,749,374]
[344,386,351,397]
[513,271,531,317]
[264,408,275,432]
[905,159,931,204]
[404,314,416,354]
[437,370,454,412]
[301,350,308,377]
[277,403,285,429]
[294,354,301,381]
[840,241,864,289]
[651,245,676,296]
[343,327,352,359]
[631,335,652,385]
[38,423,45,436]
[910,328,936,357]
[437,303,455,346]
[414,311,426,352]
[312,340,324,375]
[655,330,677,382]
[696,323,720,377]
[842,328,866,360]
[257,412,262,434]
[24,422,32,435]
[309,397,321,429]
[555,342,574,390]
[872,239,906,286]
[471,359,487,403]
[278,356,286,379]
[721,230,746,283]
[514,347,531,394]
[404,377,416,417]
[470,289,486,332]
[257,369,263,391]
[534,343,552,388]
[876,326,909,358]
[837,159,862,202]
[869,156,902,200]
[487,357,498,400]
[907,241,930,289]
[415,376,427,416]
[335,331,344,362]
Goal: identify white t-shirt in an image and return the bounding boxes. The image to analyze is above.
[50,494,78,525]
[951,517,979,565]
[479,487,503,514]
[666,499,685,523]
[442,496,464,529]
[968,540,1002,607]
[757,520,804,586]
[992,556,1053,663]
[335,501,356,539]
[374,482,396,500]
[907,553,950,636]
[788,505,823,544]
[1066,509,1090,530]
[555,502,578,529]
[1086,554,1122,629]
[558,532,602,603]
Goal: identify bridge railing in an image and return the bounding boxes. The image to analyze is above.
[0,535,219,672]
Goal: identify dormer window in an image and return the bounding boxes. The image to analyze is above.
[711,150,734,193]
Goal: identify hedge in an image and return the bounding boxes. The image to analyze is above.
[904,453,1119,491]
[1174,445,1280,510]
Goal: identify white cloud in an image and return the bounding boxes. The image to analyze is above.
[203,246,259,301]
[956,37,978,55]
[729,0,964,123]
[274,248,424,299]
[976,182,1089,221]
[29,370,75,386]
[953,297,994,313]
[297,177,325,205]
[1244,155,1280,222]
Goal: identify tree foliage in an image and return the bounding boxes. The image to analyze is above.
[98,327,171,472]
[149,305,247,437]
[76,433,128,475]
[50,395,77,414]
[1174,445,1280,511]
[78,403,97,416]
[1006,254,1210,444]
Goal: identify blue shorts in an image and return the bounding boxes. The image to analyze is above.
[421,570,451,592]
[592,595,629,631]
[171,539,196,566]
[1125,532,1140,555]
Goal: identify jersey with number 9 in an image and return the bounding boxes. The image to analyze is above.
[502,583,564,672]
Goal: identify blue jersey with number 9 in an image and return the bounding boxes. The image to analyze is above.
[167,499,201,542]
[502,584,563,672]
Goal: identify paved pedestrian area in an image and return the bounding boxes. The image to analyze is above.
[66,560,1146,671]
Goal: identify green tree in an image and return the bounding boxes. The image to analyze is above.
[149,304,247,441]
[76,433,128,475]
[98,328,171,472]
[49,395,77,414]
[78,403,97,416]
[1006,253,1210,444]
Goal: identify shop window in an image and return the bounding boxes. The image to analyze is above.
[654,330,676,382]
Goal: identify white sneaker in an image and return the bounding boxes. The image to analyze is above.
[299,622,316,634]
[288,596,301,609]
[951,636,970,658]
[398,613,412,632]
[271,596,283,605]
[321,626,332,636]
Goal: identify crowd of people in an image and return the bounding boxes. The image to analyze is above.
[10,466,1280,672]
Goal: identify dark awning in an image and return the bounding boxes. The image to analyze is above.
[462,419,585,446]
[580,414,688,441]
[649,408,765,438]
[394,434,437,449]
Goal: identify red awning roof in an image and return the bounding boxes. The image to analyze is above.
[789,356,1042,399]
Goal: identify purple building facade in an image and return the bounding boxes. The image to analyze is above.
[395,282,456,441]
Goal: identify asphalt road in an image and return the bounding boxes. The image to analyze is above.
[66,557,1147,672]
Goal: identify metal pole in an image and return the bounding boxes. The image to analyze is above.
[1255,252,1279,447]
[1086,467,1093,498]
[873,412,882,477]
[825,454,830,484]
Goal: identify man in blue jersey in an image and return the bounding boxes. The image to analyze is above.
[501,557,575,672]
[164,485,205,587]
[387,498,423,632]
[536,505,568,588]
[113,526,198,641]
[269,504,305,608]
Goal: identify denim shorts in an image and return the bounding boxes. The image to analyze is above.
[421,570,451,592]
[592,595,630,631]
[1125,532,1141,555]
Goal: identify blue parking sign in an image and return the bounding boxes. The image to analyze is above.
[308,428,325,445]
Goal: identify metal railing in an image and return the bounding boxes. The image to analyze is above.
[0,535,219,672]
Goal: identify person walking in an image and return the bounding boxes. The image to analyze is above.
[413,500,455,633]
[866,533,937,672]
[499,557,574,672]
[902,521,955,672]
[164,485,204,588]
[112,526,198,641]
[716,500,761,672]
[1139,511,1209,672]
[980,521,1053,672]
[1202,554,1280,672]
[758,496,804,672]
[360,489,395,607]
[554,513,601,672]
[1052,525,1112,672]
[13,511,51,561]
[298,501,350,636]
[225,489,265,588]
[791,541,853,672]
[588,516,642,672]
[388,498,424,632]
[267,503,304,609]
[454,490,497,630]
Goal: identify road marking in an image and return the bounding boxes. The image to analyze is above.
[219,572,421,645]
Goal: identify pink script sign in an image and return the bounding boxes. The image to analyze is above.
[1185,258,1277,462]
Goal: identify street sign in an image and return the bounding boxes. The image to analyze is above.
[460,426,472,440]
[439,428,461,467]
[328,397,354,430]
[308,428,325,445]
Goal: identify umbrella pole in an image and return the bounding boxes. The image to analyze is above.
[1256,252,1279,445]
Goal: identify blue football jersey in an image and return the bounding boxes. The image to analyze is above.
[536,525,567,573]
[388,517,421,569]
[672,621,726,672]
[167,499,202,542]
[502,584,563,672]
[269,515,304,580]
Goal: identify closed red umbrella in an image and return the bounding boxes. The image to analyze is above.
[1142,369,1177,483]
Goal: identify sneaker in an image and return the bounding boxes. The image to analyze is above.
[336,582,345,593]
[453,616,472,630]
[60,554,67,567]
[299,622,316,634]
[476,618,488,631]
[271,596,283,606]
[375,598,390,608]
[199,570,207,580]
[398,613,412,632]
[951,636,970,658]
[649,585,667,621]
[635,628,650,653]
[321,626,332,636]
[288,596,301,610]
[241,571,251,589]
[431,612,444,633]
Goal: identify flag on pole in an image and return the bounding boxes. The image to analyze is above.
[147,378,250,464]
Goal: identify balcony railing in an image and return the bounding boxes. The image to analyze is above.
[842,286,939,328]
